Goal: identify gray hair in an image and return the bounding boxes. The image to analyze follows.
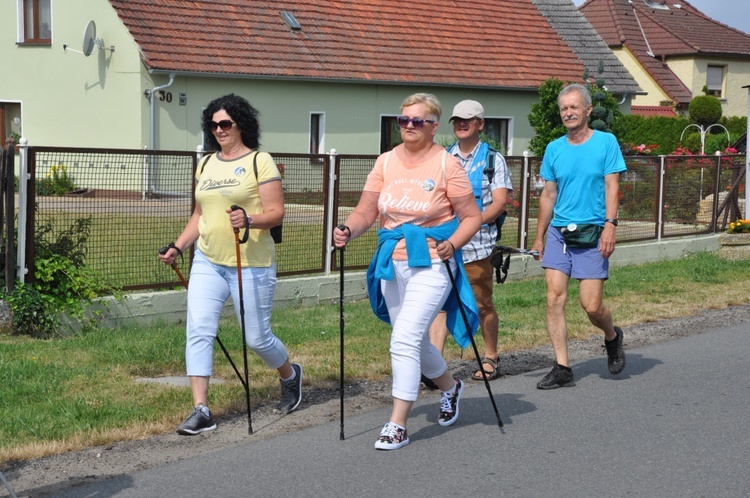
[558,84,592,107]
[401,93,442,121]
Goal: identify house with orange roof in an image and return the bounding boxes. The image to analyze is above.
[579,0,750,117]
[1,0,640,154]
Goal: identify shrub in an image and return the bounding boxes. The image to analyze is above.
[688,95,722,128]
[719,116,747,138]
[37,163,76,196]
[612,114,689,155]
[2,216,120,337]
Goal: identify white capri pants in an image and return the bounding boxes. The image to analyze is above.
[185,249,289,376]
[382,258,455,401]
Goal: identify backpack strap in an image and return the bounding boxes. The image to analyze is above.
[485,147,496,184]
[197,152,215,177]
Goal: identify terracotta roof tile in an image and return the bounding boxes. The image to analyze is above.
[630,105,677,117]
[109,0,588,89]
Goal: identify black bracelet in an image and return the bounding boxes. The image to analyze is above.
[447,240,456,252]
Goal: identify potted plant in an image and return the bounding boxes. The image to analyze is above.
[717,219,750,260]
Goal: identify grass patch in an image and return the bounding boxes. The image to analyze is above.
[1,251,749,462]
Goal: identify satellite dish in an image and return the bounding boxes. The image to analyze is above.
[82,20,96,56]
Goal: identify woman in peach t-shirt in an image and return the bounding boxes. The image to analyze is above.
[333,93,481,450]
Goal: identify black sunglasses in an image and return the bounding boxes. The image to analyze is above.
[210,120,235,131]
[397,116,436,129]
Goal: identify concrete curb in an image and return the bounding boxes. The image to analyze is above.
[94,234,720,328]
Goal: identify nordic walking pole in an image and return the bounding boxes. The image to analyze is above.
[336,238,346,441]
[0,469,18,498]
[442,258,504,430]
[158,245,248,392]
[230,205,253,435]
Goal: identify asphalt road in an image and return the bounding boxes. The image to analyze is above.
[52,322,750,498]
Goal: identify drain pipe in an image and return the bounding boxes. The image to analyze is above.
[144,73,175,199]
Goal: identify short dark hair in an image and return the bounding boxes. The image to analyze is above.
[201,94,260,151]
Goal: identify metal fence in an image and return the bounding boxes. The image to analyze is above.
[8,144,747,293]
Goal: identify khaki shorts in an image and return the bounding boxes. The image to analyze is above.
[464,255,496,319]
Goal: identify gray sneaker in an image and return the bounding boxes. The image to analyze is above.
[176,404,217,435]
[605,326,626,375]
[279,363,303,414]
[536,363,576,390]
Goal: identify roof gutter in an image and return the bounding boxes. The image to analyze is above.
[146,73,176,150]
[143,74,175,199]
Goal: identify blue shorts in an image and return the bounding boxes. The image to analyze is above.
[541,227,609,280]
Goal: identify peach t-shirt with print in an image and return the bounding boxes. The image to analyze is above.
[363,146,473,261]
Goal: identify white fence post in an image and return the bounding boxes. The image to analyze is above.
[657,155,665,242]
[324,148,338,275]
[16,138,29,283]
[520,150,530,249]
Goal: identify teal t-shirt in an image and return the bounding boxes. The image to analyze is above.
[540,130,626,227]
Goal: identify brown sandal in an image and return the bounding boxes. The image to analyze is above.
[472,356,500,381]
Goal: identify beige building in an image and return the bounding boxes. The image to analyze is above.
[580,0,750,117]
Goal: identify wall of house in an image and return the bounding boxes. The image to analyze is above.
[0,1,149,149]
[611,47,671,107]
[668,57,750,118]
[2,1,552,157]
[153,77,539,155]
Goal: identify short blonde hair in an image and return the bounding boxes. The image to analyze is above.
[401,93,442,121]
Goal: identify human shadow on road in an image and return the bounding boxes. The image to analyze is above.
[11,473,134,498]
[407,392,536,442]
[568,353,663,384]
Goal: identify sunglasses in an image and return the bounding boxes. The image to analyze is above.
[210,120,235,131]
[397,116,436,129]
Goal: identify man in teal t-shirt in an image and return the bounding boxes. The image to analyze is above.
[531,83,627,390]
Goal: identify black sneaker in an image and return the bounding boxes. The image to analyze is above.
[279,363,303,414]
[421,374,439,390]
[438,378,464,427]
[536,363,576,390]
[605,326,626,375]
[176,404,217,435]
[374,421,409,450]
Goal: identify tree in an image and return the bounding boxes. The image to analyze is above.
[584,61,622,133]
[527,78,566,156]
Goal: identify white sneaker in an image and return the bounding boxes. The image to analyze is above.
[374,421,409,450]
[438,378,463,427]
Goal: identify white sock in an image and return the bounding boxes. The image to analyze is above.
[281,369,296,382]
[197,404,210,416]
[441,380,457,395]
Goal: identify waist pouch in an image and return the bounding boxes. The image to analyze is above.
[556,224,603,249]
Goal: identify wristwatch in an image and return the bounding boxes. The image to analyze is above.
[246,216,254,228]
[604,218,618,226]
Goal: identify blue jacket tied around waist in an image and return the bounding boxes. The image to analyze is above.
[366,218,479,348]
